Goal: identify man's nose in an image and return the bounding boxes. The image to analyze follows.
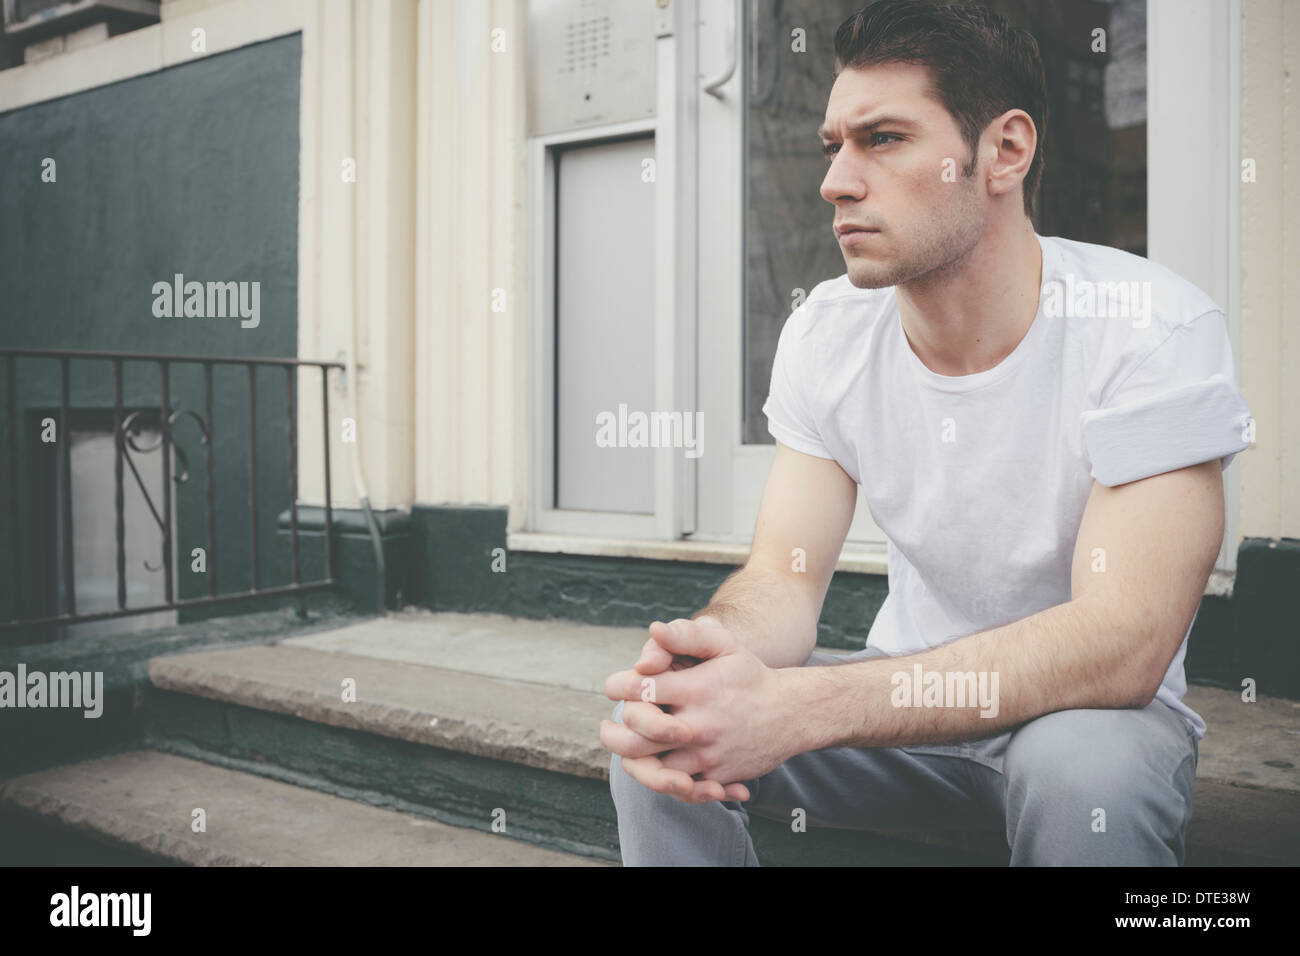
[820,157,866,205]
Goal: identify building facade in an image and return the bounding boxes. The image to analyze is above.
[1,0,1296,696]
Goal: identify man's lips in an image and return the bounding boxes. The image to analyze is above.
[836,225,880,244]
[835,224,880,237]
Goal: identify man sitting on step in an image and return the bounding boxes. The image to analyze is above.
[599,0,1252,867]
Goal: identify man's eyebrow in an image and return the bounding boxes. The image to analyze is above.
[817,115,916,141]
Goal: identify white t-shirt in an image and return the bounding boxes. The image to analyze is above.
[761,233,1253,741]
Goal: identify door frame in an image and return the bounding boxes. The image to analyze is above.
[525,0,699,539]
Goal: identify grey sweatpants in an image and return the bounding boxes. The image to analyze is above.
[608,647,1199,866]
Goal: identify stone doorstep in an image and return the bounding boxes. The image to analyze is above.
[139,610,1300,864]
[0,749,608,867]
[148,643,613,781]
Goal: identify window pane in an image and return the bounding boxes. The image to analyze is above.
[743,0,864,446]
[555,136,657,514]
[742,0,1148,445]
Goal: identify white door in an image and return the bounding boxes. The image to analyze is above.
[526,0,697,540]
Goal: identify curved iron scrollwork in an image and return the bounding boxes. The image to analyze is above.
[119,407,211,573]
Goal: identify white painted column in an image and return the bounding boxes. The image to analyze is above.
[413,0,525,514]
[1239,0,1300,539]
[298,0,418,513]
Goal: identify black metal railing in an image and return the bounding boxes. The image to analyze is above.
[0,347,344,632]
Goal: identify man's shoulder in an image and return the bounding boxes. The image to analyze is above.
[1040,235,1237,411]
[1043,234,1222,329]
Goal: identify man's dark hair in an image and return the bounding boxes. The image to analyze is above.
[832,0,1048,216]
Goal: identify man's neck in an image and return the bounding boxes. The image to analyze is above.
[895,219,1043,377]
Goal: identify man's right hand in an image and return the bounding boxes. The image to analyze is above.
[600,618,752,804]
[634,618,707,674]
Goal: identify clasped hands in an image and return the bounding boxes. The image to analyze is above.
[599,617,799,805]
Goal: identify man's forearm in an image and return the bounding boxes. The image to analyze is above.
[692,565,818,669]
[785,596,1154,753]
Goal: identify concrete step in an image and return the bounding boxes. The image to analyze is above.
[139,610,1300,865]
[0,748,607,866]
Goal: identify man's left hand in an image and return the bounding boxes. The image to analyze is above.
[601,619,802,800]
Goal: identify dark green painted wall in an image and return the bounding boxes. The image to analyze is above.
[403,503,895,648]
[0,35,305,638]
[1229,537,1300,699]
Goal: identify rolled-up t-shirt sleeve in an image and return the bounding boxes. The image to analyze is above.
[1080,309,1253,487]
[761,311,835,459]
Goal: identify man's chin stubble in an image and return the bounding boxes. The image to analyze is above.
[845,224,985,290]
[847,259,912,290]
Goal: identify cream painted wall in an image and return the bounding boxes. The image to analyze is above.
[1240,0,1300,540]
[298,0,523,516]
[412,0,525,516]
[296,0,418,513]
[160,0,235,20]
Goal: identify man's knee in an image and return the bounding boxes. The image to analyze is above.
[1006,709,1144,797]
[608,699,627,781]
[608,699,650,807]
[1005,706,1192,801]
[1002,706,1195,863]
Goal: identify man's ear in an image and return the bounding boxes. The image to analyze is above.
[984,108,1036,202]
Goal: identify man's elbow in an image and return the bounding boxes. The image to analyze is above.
[1073,596,1155,708]
[1126,627,1181,709]
[1106,659,1158,710]
[1125,677,1162,710]
[794,622,819,665]
[1078,595,1180,709]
